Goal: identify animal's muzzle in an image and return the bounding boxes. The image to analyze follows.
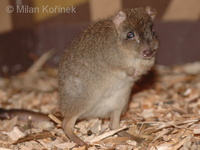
[142,49,157,59]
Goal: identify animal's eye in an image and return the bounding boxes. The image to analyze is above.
[127,31,135,39]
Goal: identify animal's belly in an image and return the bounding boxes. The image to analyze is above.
[79,77,133,120]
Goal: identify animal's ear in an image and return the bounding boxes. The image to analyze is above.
[145,6,157,20]
[113,11,126,27]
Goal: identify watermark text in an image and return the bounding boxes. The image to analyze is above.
[6,5,76,14]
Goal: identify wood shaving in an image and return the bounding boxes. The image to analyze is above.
[90,126,128,143]
[2,126,25,141]
[0,61,200,149]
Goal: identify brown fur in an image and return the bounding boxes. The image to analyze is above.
[58,7,159,145]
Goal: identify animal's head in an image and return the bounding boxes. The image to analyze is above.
[112,7,159,60]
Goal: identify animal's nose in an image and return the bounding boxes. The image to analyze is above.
[143,50,153,57]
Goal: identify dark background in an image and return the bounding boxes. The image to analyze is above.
[0,0,200,76]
